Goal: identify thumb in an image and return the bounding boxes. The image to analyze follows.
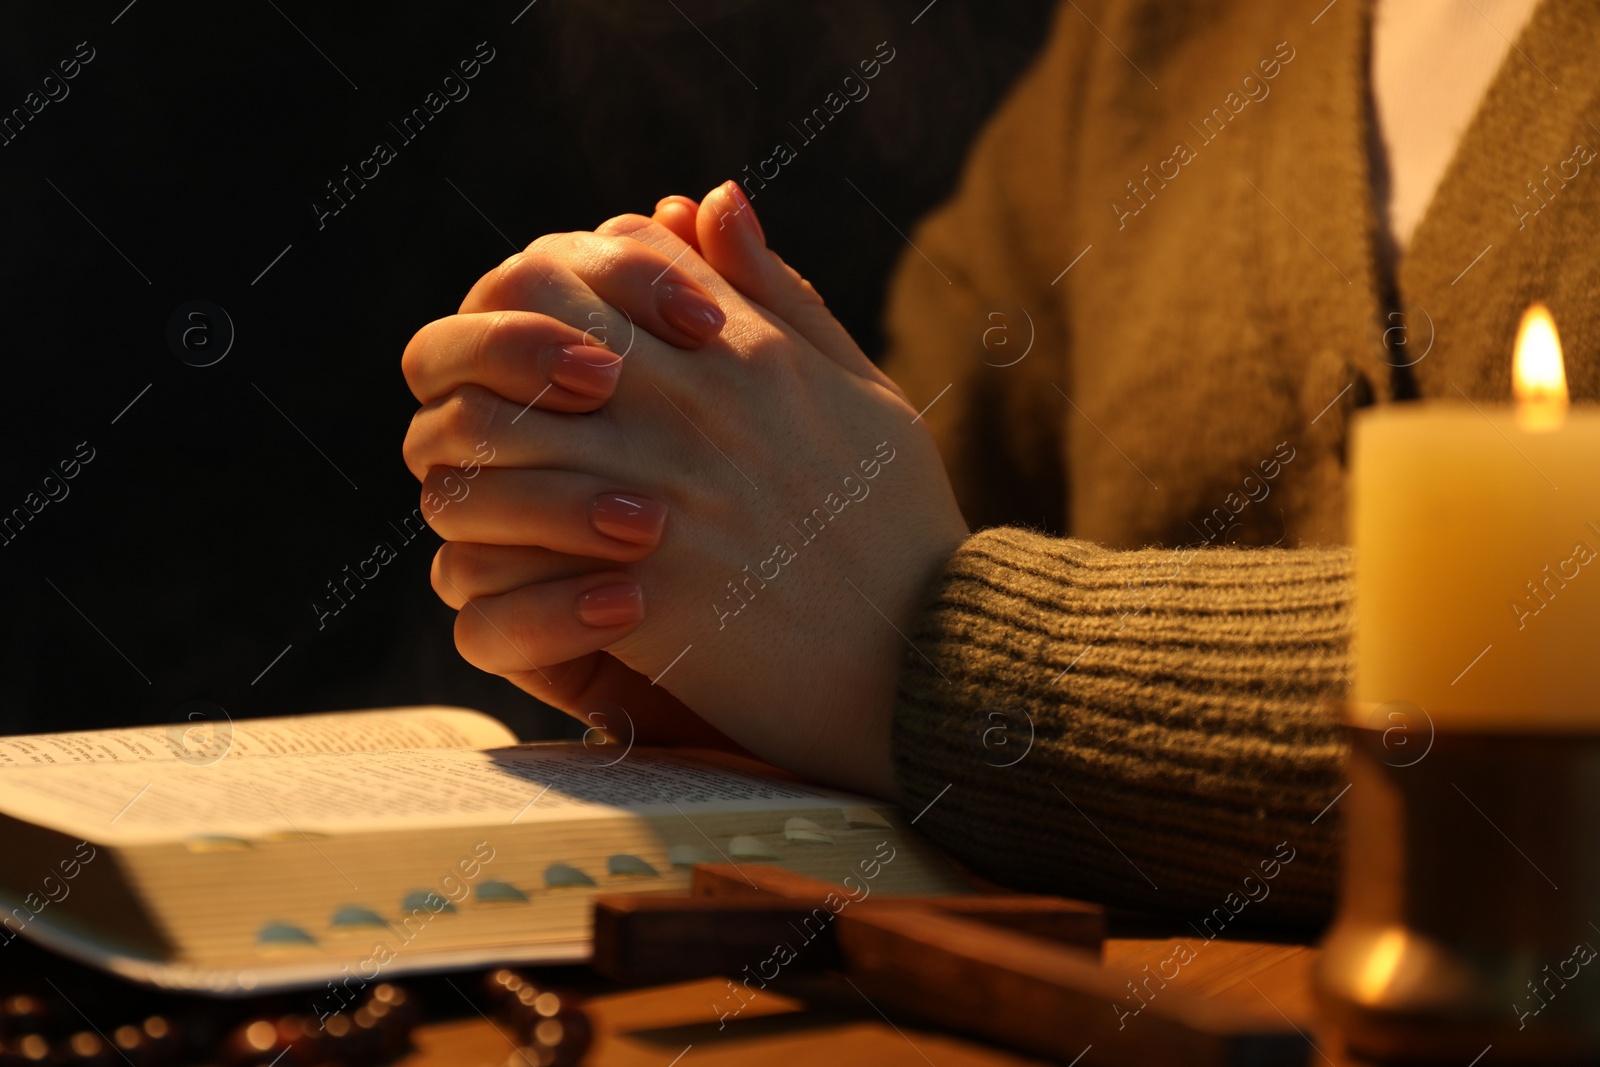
[696,180,909,404]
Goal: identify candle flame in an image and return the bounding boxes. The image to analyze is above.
[1514,302,1568,431]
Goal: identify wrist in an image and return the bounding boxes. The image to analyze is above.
[852,527,970,804]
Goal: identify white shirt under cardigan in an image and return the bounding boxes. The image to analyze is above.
[1371,0,1541,252]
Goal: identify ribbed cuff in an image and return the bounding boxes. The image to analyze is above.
[891,526,1351,928]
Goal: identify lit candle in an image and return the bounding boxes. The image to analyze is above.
[1352,304,1600,726]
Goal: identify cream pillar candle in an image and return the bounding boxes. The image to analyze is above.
[1351,304,1600,727]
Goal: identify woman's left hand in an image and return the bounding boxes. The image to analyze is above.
[403,182,970,799]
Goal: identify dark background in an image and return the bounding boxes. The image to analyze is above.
[0,0,1054,739]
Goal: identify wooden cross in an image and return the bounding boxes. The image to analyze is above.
[589,865,1309,1066]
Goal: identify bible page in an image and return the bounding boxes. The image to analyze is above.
[0,707,516,770]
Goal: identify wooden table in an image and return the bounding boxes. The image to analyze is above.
[397,936,1361,1067]
[0,882,1359,1065]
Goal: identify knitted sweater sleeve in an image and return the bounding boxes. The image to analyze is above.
[891,528,1350,927]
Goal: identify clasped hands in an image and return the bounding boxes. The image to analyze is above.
[401,181,969,799]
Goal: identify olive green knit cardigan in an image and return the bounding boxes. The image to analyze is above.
[882,0,1600,926]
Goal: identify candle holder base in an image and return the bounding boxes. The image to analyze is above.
[1316,717,1600,1063]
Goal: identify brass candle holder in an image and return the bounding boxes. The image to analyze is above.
[1316,702,1600,1063]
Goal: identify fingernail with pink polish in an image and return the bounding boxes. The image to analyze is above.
[589,493,668,545]
[576,581,644,628]
[657,283,725,345]
[548,345,622,399]
[725,180,765,245]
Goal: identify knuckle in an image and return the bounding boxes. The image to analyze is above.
[573,232,653,280]
[430,544,459,604]
[503,593,551,658]
[522,230,570,256]
[437,541,500,600]
[439,385,499,452]
[400,320,437,390]
[418,487,444,536]
[452,608,494,672]
[432,541,468,592]
[401,409,432,477]
[422,464,468,505]
[479,251,555,309]
[605,236,661,275]
[570,233,661,287]
[554,232,613,275]
[468,311,514,378]
[419,486,462,540]
[595,213,654,238]
[471,253,524,309]
[509,252,558,295]
[419,471,449,510]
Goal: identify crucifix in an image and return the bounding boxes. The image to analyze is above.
[590,865,1311,1066]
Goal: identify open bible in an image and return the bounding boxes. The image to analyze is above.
[0,707,966,993]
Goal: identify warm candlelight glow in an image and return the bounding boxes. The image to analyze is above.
[1514,302,1569,431]
[1354,928,1407,1002]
